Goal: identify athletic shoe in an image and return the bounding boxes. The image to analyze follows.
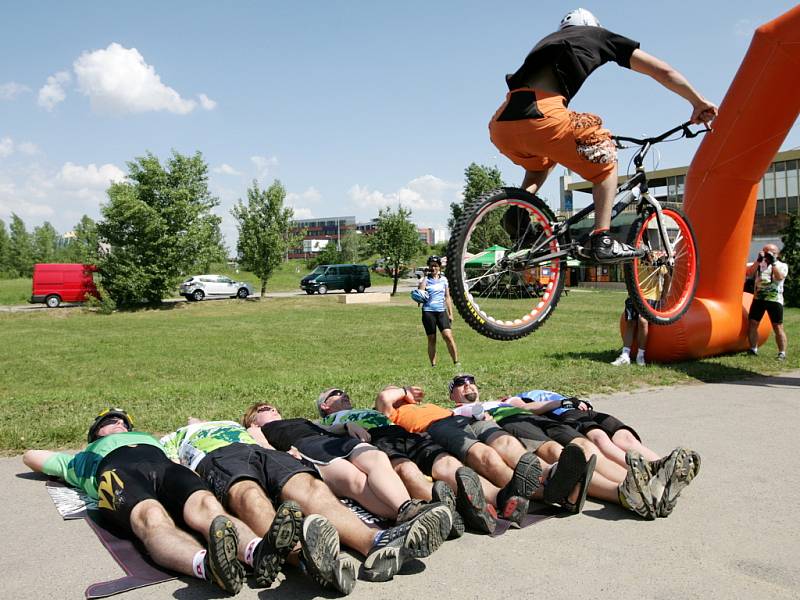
[300,514,357,595]
[611,353,631,366]
[587,232,646,264]
[509,451,543,499]
[635,354,646,366]
[252,500,303,587]
[648,448,702,518]
[777,352,786,361]
[431,480,465,539]
[748,348,758,356]
[619,450,655,520]
[497,494,529,527]
[363,507,451,581]
[397,499,451,542]
[454,466,497,534]
[206,516,245,594]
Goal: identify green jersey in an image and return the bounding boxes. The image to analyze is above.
[160,421,257,470]
[320,409,394,430]
[41,431,162,500]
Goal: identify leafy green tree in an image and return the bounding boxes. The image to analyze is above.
[339,230,366,264]
[62,215,100,264]
[370,205,422,295]
[780,214,800,307]
[306,240,341,269]
[0,219,12,277]
[32,222,60,264]
[447,163,509,253]
[9,214,34,277]
[232,180,302,297]
[97,151,226,306]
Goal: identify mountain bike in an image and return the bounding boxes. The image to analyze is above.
[445,122,708,341]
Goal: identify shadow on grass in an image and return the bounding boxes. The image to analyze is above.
[551,349,765,383]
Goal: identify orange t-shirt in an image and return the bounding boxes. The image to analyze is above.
[389,403,452,433]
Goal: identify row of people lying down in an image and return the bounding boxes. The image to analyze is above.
[23,374,699,596]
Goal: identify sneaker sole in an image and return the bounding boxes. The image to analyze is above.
[658,449,700,518]
[625,451,657,520]
[362,544,405,582]
[301,515,347,592]
[455,468,497,534]
[403,505,450,559]
[511,452,542,499]
[543,445,585,506]
[498,495,529,527]
[208,516,244,594]
[254,501,303,587]
[432,480,465,539]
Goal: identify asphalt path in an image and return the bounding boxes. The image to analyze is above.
[3,371,799,599]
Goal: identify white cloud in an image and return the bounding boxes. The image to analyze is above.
[286,186,322,204]
[198,93,217,110]
[0,176,55,219]
[349,175,460,212]
[292,207,314,219]
[57,162,126,188]
[73,43,197,114]
[213,163,241,176]
[251,155,279,178]
[0,137,13,158]
[38,71,71,111]
[18,142,38,155]
[0,82,31,100]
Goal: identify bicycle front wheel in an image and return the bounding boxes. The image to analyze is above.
[623,207,698,324]
[445,187,566,340]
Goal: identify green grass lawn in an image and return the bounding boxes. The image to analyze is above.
[1,289,796,453]
[0,278,33,305]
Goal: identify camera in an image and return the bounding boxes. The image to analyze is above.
[764,251,775,265]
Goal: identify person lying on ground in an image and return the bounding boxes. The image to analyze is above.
[448,376,700,519]
[316,387,523,533]
[373,384,592,515]
[161,417,450,591]
[23,408,271,595]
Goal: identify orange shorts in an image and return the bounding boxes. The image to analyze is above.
[489,89,617,184]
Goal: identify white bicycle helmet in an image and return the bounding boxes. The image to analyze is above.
[559,8,601,29]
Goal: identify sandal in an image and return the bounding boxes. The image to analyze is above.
[542,444,587,509]
[562,454,596,514]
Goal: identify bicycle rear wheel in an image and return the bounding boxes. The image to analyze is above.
[445,187,566,340]
[623,206,698,324]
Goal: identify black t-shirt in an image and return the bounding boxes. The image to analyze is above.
[505,26,640,103]
[261,418,331,451]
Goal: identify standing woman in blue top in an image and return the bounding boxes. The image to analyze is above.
[418,256,460,367]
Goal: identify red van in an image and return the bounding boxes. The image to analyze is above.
[30,263,99,308]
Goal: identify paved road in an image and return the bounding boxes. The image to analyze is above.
[3,371,799,599]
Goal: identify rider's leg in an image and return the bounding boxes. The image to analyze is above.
[522,166,555,195]
[591,171,618,232]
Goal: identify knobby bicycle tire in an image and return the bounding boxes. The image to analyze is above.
[623,206,698,324]
[445,187,566,340]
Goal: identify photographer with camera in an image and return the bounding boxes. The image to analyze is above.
[417,256,460,367]
[746,243,789,360]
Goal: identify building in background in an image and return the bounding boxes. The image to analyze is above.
[289,216,355,259]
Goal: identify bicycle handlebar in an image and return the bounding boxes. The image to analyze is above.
[613,121,709,147]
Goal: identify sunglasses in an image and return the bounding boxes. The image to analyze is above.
[256,405,277,413]
[452,375,476,387]
[325,389,348,401]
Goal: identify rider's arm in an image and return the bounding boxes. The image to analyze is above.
[375,385,421,416]
[629,49,717,124]
[505,396,563,414]
[246,425,276,450]
[23,449,58,473]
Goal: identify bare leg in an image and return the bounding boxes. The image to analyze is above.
[622,318,635,348]
[637,316,649,350]
[281,473,375,557]
[587,471,624,504]
[226,479,277,537]
[592,171,618,231]
[570,437,628,483]
[317,458,397,519]
[774,323,787,353]
[586,429,628,467]
[748,318,760,350]
[521,166,555,195]
[429,454,464,493]
[129,499,204,576]
[486,431,527,468]
[392,458,433,500]
[182,489,258,562]
[611,429,660,462]
[441,329,459,364]
[349,447,411,514]
[426,334,437,366]
[463,443,514,488]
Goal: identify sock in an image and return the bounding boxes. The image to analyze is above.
[397,499,412,515]
[372,529,387,548]
[192,550,208,580]
[590,227,610,236]
[637,349,645,359]
[244,537,263,567]
[621,347,631,357]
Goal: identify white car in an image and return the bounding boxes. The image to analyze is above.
[179,275,253,301]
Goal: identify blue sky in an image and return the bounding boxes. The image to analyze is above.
[1,1,798,250]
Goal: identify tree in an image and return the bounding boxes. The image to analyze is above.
[339,230,366,264]
[8,214,34,277]
[62,215,100,264]
[96,151,226,306]
[447,163,504,234]
[780,214,800,307]
[232,180,302,297]
[32,222,59,264]
[0,219,12,277]
[306,240,341,269]
[370,205,422,295]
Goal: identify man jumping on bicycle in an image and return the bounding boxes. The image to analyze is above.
[489,8,717,263]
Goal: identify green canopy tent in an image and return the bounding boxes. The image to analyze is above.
[464,245,508,267]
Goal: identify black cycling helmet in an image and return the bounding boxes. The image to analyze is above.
[427,255,442,267]
[88,408,134,443]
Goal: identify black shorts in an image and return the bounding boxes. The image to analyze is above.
[624,297,658,321]
[294,436,373,466]
[553,409,641,441]
[196,443,317,506]
[498,414,584,448]
[96,444,208,537]
[369,425,449,475]
[422,310,451,335]
[748,298,784,325]
[427,415,508,461]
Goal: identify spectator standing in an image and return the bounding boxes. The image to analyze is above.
[418,256,459,367]
[747,243,789,360]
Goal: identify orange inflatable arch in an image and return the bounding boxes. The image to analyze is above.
[644,5,800,362]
